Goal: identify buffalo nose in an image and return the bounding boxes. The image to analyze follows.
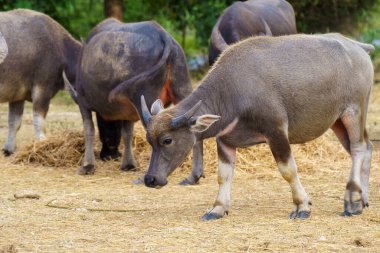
[144,174,156,187]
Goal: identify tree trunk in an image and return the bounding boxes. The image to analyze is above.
[104,0,124,21]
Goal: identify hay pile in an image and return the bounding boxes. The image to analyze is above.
[13,130,85,167]
[12,122,349,175]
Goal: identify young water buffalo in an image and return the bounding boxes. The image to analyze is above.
[141,33,374,220]
[0,9,81,155]
[64,19,204,185]
[209,0,297,65]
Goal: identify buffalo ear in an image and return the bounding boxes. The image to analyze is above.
[151,99,164,115]
[190,114,220,133]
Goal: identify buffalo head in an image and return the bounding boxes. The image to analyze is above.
[141,95,220,188]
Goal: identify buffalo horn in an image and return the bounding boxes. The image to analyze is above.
[141,95,152,125]
[171,100,202,128]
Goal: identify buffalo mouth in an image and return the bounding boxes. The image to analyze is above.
[144,174,168,188]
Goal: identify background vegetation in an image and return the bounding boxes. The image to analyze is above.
[0,0,379,68]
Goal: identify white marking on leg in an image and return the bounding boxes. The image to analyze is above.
[4,101,24,153]
[361,141,372,204]
[277,154,310,212]
[214,160,234,211]
[4,116,21,152]
[347,142,367,202]
[208,140,236,217]
[33,111,46,140]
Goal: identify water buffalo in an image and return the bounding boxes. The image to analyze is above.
[209,0,297,65]
[0,9,81,155]
[64,19,204,185]
[141,33,374,221]
[0,9,119,160]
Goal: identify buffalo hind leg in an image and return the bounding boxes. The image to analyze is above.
[340,112,370,216]
[77,103,96,175]
[360,130,372,208]
[3,101,25,156]
[331,119,350,153]
[32,98,50,141]
[31,85,54,141]
[96,113,122,161]
[179,140,204,185]
[120,120,137,171]
[331,119,372,211]
[267,131,311,219]
[202,138,235,221]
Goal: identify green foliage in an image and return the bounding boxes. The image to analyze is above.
[356,1,380,70]
[52,91,76,106]
[0,0,379,62]
[0,0,104,39]
[289,0,377,33]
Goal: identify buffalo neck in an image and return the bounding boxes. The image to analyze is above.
[173,73,239,140]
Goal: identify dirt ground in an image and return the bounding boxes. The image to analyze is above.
[0,84,380,253]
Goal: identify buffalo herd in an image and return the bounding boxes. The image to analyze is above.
[0,0,375,220]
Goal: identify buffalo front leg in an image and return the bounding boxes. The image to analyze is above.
[202,139,236,221]
[267,134,311,219]
[120,120,137,171]
[179,140,204,185]
[77,105,96,175]
[3,101,25,156]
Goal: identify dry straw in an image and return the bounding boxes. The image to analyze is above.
[13,130,85,167]
[12,123,351,175]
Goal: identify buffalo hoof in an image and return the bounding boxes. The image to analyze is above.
[2,149,13,157]
[77,164,95,175]
[121,164,137,172]
[179,178,199,186]
[289,210,311,219]
[341,211,353,217]
[341,200,363,216]
[201,212,224,221]
[179,174,204,186]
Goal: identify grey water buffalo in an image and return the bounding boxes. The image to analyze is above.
[142,33,374,221]
[0,9,81,155]
[64,18,204,185]
[209,0,297,65]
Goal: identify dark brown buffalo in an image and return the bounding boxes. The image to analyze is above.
[64,19,204,185]
[209,0,297,65]
[0,9,120,161]
[0,9,80,155]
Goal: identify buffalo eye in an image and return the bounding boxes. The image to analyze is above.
[162,138,172,146]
